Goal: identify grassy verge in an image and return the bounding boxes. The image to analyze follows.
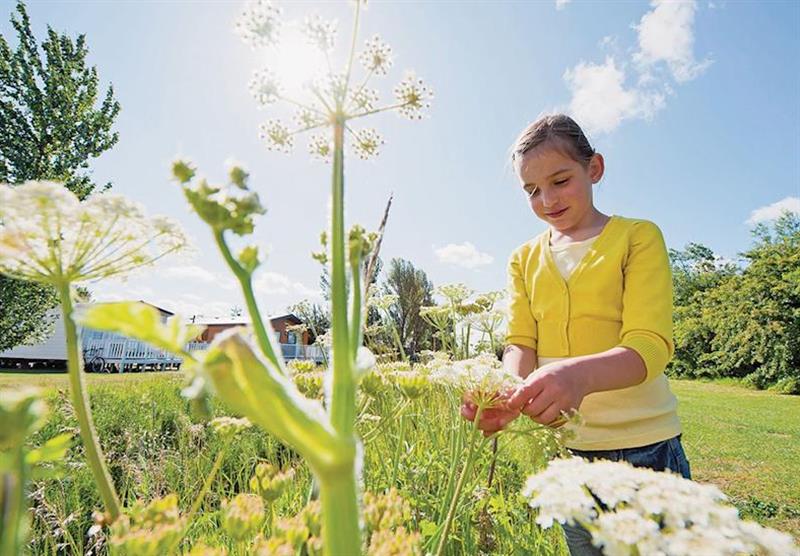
[671,379,800,537]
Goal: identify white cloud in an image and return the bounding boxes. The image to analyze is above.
[162,264,237,290]
[253,271,321,299]
[563,57,666,135]
[555,0,572,10]
[434,242,494,269]
[633,0,712,83]
[746,197,800,226]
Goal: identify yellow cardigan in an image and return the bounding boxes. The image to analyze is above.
[506,215,682,450]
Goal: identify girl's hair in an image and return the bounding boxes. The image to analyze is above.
[510,113,595,169]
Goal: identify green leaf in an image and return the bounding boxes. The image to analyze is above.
[26,433,72,465]
[74,302,204,356]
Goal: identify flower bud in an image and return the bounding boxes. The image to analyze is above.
[222,493,265,541]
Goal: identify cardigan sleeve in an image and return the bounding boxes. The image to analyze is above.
[617,221,675,383]
[505,248,538,350]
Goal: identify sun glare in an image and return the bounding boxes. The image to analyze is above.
[271,26,328,98]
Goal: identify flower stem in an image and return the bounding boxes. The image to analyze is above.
[0,449,25,556]
[433,407,483,556]
[59,282,121,520]
[319,467,361,556]
[213,231,285,375]
[330,118,355,437]
[167,437,232,553]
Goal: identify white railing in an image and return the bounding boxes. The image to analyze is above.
[81,331,326,372]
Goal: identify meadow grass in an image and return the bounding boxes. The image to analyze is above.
[2,369,798,553]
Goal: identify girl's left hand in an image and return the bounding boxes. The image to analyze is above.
[506,361,588,426]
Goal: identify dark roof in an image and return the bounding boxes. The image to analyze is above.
[139,300,175,316]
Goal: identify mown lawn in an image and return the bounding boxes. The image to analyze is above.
[2,370,798,541]
[671,379,800,537]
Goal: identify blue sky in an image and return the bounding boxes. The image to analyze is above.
[3,0,799,319]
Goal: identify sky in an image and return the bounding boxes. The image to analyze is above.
[3,0,799,321]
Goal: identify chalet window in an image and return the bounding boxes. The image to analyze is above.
[287,331,297,344]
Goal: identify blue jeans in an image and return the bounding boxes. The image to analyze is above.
[561,435,691,556]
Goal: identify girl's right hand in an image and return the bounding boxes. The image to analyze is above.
[460,394,521,436]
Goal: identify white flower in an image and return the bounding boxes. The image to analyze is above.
[592,510,659,556]
[249,68,281,107]
[369,293,398,312]
[0,181,189,285]
[359,35,393,75]
[394,72,433,120]
[352,128,384,160]
[294,107,326,130]
[259,119,293,153]
[523,458,800,556]
[235,0,282,49]
[302,14,337,52]
[308,133,332,162]
[436,283,473,305]
[349,87,379,113]
[430,353,522,406]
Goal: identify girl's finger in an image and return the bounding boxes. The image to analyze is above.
[521,392,550,418]
[507,379,543,410]
[532,402,561,426]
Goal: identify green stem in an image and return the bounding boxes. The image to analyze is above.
[0,449,25,556]
[167,438,232,553]
[319,469,361,556]
[434,407,483,556]
[330,118,354,436]
[349,257,363,361]
[213,231,285,375]
[59,283,121,520]
[389,413,407,486]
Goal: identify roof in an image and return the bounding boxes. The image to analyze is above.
[188,313,302,326]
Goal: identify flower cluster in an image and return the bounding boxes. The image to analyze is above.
[210,416,252,439]
[110,495,186,556]
[222,493,266,541]
[430,353,521,409]
[522,458,799,556]
[0,181,188,285]
[234,0,432,161]
[235,0,282,48]
[249,462,296,502]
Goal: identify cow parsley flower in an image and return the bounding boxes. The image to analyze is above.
[294,107,326,129]
[235,0,282,49]
[0,181,188,285]
[308,133,333,161]
[430,353,521,408]
[349,87,379,113]
[352,128,384,160]
[394,72,433,120]
[302,14,337,52]
[249,68,281,107]
[359,35,393,75]
[260,119,294,153]
[523,457,799,556]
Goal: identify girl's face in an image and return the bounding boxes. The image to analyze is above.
[516,144,605,234]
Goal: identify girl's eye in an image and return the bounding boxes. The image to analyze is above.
[555,178,569,186]
[526,187,538,197]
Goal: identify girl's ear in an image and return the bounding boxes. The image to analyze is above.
[589,153,605,183]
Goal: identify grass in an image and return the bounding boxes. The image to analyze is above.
[3,369,798,551]
[671,379,800,537]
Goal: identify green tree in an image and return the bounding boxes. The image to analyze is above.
[668,242,738,376]
[702,212,800,388]
[0,1,120,351]
[382,258,435,359]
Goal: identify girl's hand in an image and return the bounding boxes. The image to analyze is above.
[460,393,520,437]
[506,361,587,426]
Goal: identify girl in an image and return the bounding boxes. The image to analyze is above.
[462,113,691,556]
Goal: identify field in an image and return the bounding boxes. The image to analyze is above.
[2,369,798,554]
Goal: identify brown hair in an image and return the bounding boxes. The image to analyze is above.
[510,113,596,169]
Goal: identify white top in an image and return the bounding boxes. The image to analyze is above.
[548,234,600,281]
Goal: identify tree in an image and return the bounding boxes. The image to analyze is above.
[0,1,120,351]
[382,258,435,358]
